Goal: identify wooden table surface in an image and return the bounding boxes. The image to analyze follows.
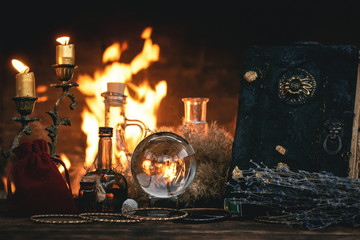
[1,215,360,240]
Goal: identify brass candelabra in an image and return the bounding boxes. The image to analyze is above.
[45,64,78,157]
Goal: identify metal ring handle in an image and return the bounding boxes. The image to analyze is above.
[323,134,342,155]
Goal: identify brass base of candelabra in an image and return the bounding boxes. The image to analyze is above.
[53,64,77,81]
[2,97,40,159]
[12,96,38,116]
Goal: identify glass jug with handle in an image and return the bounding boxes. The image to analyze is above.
[101,89,147,177]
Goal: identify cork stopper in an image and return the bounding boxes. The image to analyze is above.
[107,82,125,94]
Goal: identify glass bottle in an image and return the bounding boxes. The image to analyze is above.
[101,86,146,178]
[182,98,209,133]
[79,127,128,212]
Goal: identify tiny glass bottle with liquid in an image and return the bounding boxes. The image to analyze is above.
[79,127,128,212]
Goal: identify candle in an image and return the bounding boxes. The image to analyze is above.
[56,36,75,65]
[12,59,35,97]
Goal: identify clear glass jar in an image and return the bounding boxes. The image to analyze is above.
[182,98,209,133]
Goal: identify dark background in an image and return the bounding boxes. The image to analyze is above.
[1,0,360,161]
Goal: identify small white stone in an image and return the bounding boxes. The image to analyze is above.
[122,199,138,213]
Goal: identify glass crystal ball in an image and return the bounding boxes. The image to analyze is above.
[131,132,196,198]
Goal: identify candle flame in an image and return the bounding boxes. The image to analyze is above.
[56,36,70,45]
[11,59,29,73]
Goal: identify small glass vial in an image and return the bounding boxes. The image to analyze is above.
[79,127,128,212]
[182,98,209,133]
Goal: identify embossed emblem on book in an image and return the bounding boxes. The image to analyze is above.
[278,68,317,105]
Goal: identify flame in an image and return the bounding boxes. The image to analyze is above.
[11,59,29,73]
[36,85,48,102]
[56,36,70,45]
[162,162,178,182]
[125,80,167,148]
[2,176,16,193]
[142,158,185,184]
[102,43,121,63]
[36,85,47,93]
[59,153,71,174]
[77,27,167,170]
[81,110,99,168]
[131,29,160,74]
[141,27,152,39]
[142,160,152,175]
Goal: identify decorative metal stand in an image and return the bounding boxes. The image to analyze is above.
[2,97,40,159]
[45,64,78,157]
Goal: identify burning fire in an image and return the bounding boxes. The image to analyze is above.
[142,157,186,184]
[77,27,167,170]
[102,42,128,63]
[1,177,15,193]
[58,153,71,174]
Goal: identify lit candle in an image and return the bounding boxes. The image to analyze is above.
[12,59,35,97]
[56,36,75,65]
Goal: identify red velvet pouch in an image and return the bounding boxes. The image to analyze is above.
[6,139,77,216]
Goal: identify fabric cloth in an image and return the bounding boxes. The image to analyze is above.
[6,139,77,216]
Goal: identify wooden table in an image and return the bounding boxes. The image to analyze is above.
[1,215,360,240]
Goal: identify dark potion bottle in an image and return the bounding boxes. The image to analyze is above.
[79,127,127,212]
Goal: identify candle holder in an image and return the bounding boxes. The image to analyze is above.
[53,64,76,83]
[45,64,78,157]
[2,97,39,159]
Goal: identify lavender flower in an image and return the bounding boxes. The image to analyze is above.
[228,162,360,230]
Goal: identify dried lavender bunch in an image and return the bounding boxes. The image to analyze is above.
[227,161,360,230]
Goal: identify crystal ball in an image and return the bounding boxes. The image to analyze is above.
[131,132,196,198]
